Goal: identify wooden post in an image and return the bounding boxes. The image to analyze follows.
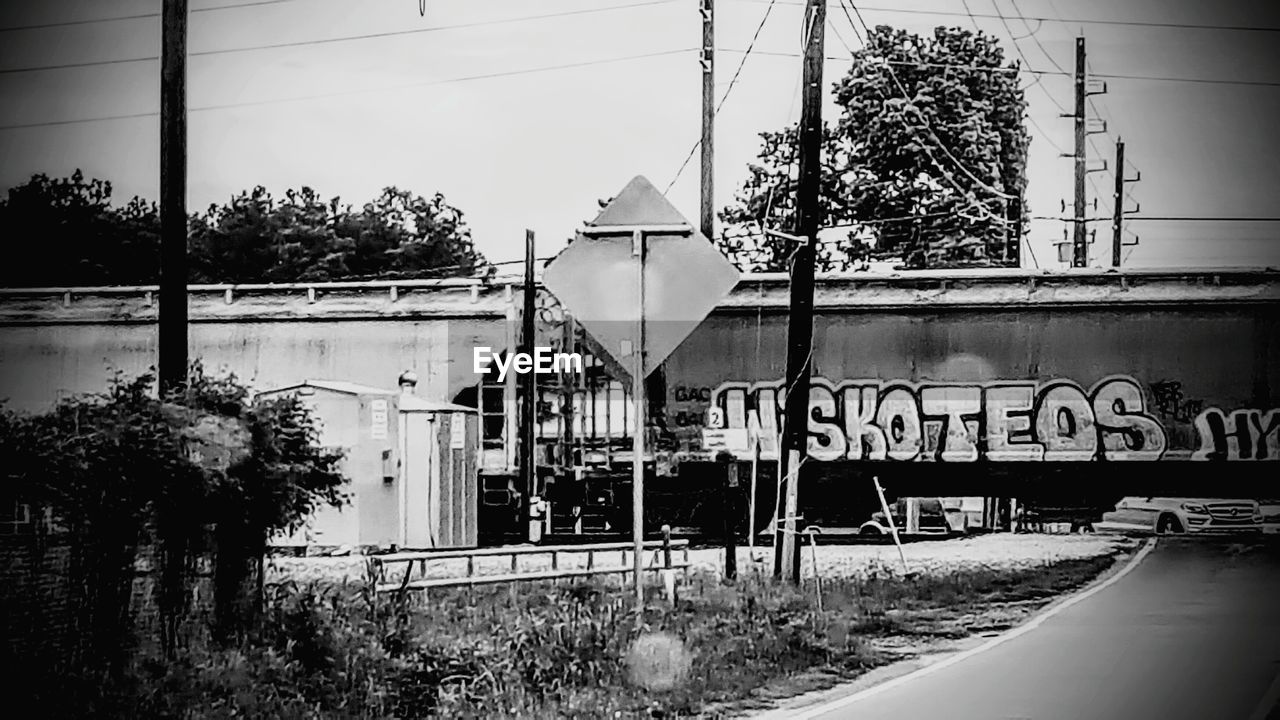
[1112,139,1125,268]
[775,0,825,585]
[158,0,188,396]
[520,230,538,542]
[1072,36,1088,268]
[661,524,676,606]
[722,454,738,581]
[662,525,673,570]
[699,0,715,241]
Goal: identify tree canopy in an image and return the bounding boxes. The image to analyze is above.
[0,171,490,287]
[718,25,1030,272]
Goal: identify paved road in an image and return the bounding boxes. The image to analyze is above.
[794,538,1280,720]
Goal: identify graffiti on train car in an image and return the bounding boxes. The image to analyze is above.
[706,375,1280,462]
[1192,408,1280,461]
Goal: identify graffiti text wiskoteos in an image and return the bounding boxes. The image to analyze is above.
[708,375,1279,462]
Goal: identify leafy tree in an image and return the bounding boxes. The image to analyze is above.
[0,172,490,286]
[719,25,1029,271]
[0,170,161,286]
[189,185,490,283]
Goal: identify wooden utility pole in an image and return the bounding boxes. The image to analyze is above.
[700,0,715,241]
[520,230,538,541]
[158,0,188,396]
[1071,36,1087,268]
[774,0,824,585]
[1112,139,1125,268]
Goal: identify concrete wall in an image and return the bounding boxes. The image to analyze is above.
[0,319,468,413]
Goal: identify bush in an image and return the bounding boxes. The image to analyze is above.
[1,364,347,714]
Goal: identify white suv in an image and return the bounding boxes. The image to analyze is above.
[1097,497,1263,535]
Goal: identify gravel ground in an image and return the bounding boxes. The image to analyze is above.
[267,533,1138,587]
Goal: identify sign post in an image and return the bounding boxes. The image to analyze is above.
[542,176,740,608]
[631,227,646,604]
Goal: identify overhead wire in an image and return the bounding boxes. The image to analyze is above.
[728,0,1280,35]
[664,0,780,195]
[1010,0,1070,76]
[720,47,1280,88]
[839,0,1015,228]
[0,0,299,33]
[0,48,696,131]
[988,0,1069,115]
[0,0,682,75]
[964,0,1069,157]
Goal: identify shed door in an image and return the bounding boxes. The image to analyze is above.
[401,413,440,549]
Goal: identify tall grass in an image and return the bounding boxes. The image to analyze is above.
[103,553,1118,719]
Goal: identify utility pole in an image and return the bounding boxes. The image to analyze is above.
[1071,36,1087,268]
[1006,194,1023,266]
[1112,139,1125,268]
[774,0,824,585]
[700,0,715,241]
[158,0,188,396]
[520,230,538,542]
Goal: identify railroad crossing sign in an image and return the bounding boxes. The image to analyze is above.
[542,175,740,383]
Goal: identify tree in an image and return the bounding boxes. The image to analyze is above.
[0,170,161,287]
[719,25,1030,271]
[0,171,490,286]
[190,186,490,283]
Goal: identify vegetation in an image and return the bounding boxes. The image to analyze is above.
[87,553,1119,719]
[719,24,1030,271]
[0,170,490,287]
[0,365,346,713]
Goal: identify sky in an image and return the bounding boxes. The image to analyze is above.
[1,0,1278,272]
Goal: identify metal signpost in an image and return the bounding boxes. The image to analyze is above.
[542,176,739,607]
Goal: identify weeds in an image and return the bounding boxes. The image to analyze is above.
[102,552,1119,719]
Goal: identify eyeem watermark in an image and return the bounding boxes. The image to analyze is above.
[474,347,583,382]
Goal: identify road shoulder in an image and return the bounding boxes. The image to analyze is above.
[737,537,1155,720]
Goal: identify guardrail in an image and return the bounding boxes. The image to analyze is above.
[370,531,691,594]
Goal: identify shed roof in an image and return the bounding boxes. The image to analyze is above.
[257,380,476,414]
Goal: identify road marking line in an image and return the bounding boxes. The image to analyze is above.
[1248,667,1280,720]
[779,538,1159,720]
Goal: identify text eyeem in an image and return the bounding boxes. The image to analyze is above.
[474,346,583,382]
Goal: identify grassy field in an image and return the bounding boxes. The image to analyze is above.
[113,536,1138,719]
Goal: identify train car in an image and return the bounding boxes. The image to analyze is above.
[1,267,1277,545]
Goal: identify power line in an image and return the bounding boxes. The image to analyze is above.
[665,0,779,195]
[1094,72,1280,89]
[1128,216,1280,222]
[0,0,298,33]
[0,48,695,131]
[728,0,1280,34]
[964,0,1069,155]
[987,0,1070,115]
[719,46,1280,89]
[841,0,1016,211]
[0,0,681,75]
[1011,0,1069,76]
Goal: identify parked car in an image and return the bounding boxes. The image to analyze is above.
[859,497,953,538]
[1096,497,1263,535]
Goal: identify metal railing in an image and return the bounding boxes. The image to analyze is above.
[369,532,690,594]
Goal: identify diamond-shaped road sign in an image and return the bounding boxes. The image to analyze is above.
[542,176,740,383]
